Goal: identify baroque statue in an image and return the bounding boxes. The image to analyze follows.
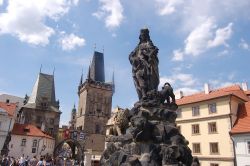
[100,29,199,166]
[129,28,159,100]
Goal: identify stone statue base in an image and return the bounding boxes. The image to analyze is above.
[101,102,197,166]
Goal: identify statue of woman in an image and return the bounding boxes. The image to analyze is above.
[129,28,159,100]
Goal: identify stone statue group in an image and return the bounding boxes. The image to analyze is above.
[100,29,199,166]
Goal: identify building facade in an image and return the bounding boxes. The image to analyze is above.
[0,101,17,155]
[18,72,61,138]
[76,51,114,160]
[176,84,249,166]
[230,101,250,165]
[0,94,24,111]
[9,123,55,159]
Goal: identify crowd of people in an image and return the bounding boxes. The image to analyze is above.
[0,155,80,166]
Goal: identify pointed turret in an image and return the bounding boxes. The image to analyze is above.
[27,72,56,107]
[79,73,83,86]
[87,65,91,80]
[72,104,76,113]
[89,51,105,82]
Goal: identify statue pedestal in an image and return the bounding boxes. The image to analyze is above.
[101,104,195,166]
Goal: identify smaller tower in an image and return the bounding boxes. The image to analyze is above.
[69,104,77,129]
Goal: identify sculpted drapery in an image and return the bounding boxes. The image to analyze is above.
[129,28,159,100]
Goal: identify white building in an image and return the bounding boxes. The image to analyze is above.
[0,94,24,111]
[9,123,55,158]
[231,101,250,166]
[0,101,17,155]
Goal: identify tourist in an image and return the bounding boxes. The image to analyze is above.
[65,158,72,166]
[29,156,38,166]
[36,157,45,166]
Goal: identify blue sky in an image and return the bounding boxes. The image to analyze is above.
[0,0,250,125]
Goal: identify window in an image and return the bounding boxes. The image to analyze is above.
[208,103,217,114]
[50,118,54,124]
[49,128,53,135]
[192,143,201,154]
[32,140,37,147]
[247,141,250,154]
[210,164,219,166]
[32,148,36,153]
[192,124,200,134]
[208,122,217,133]
[210,142,219,154]
[32,140,37,153]
[21,139,26,146]
[176,108,182,118]
[95,124,101,134]
[192,106,200,116]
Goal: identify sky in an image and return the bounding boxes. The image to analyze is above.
[0,0,250,126]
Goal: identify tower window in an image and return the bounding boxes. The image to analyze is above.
[95,124,101,134]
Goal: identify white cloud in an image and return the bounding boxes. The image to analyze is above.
[208,23,233,48]
[93,0,124,29]
[0,0,78,45]
[172,49,184,61]
[239,38,250,50]
[59,33,85,51]
[217,50,229,57]
[173,18,233,60]
[0,0,3,6]
[184,18,216,56]
[155,0,184,16]
[174,87,199,95]
[160,73,199,97]
[160,72,198,91]
[175,73,196,86]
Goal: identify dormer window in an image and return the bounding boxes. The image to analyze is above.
[23,128,30,132]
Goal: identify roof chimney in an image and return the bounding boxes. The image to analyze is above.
[175,91,184,99]
[204,83,210,94]
[242,82,248,91]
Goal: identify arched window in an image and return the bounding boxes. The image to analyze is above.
[95,124,101,134]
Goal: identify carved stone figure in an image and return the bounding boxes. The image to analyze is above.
[160,82,175,104]
[110,108,130,136]
[101,29,199,166]
[129,28,159,100]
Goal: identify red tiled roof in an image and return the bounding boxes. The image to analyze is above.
[231,101,250,134]
[176,85,249,105]
[12,123,54,139]
[0,101,17,116]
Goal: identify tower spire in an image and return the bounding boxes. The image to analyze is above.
[79,70,83,86]
[40,64,42,73]
[89,51,105,82]
[87,65,91,80]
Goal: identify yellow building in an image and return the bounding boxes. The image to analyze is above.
[176,84,249,166]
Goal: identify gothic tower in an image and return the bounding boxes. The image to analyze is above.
[69,104,77,129]
[76,51,114,157]
[19,72,61,138]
